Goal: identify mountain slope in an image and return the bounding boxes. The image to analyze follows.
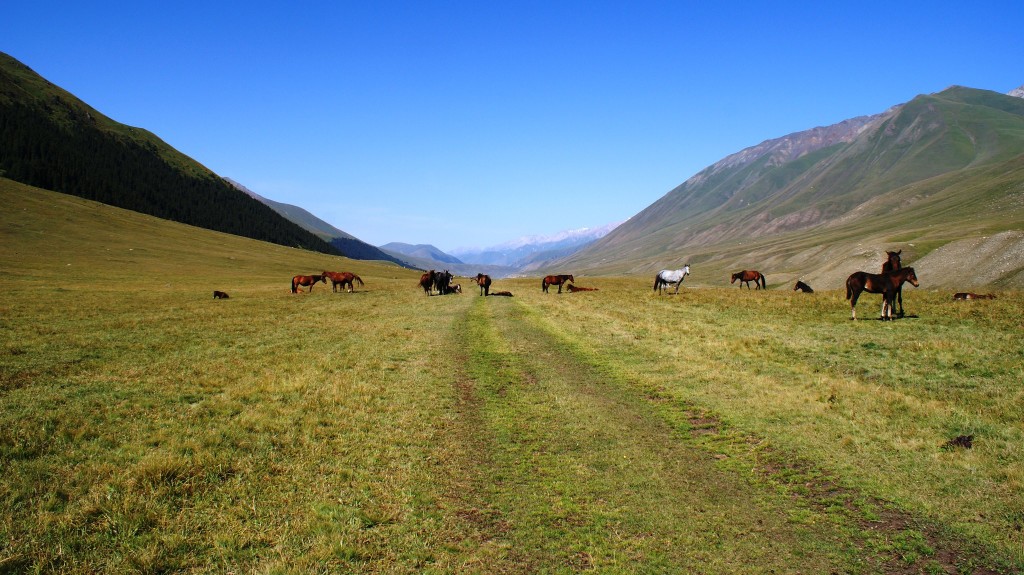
[225,179,407,265]
[561,86,1024,288]
[0,51,339,256]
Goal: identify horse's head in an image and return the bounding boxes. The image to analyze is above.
[317,275,326,283]
[884,250,902,272]
[682,265,690,276]
[567,275,574,282]
[904,267,919,287]
[730,273,739,283]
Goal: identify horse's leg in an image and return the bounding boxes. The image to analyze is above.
[850,289,860,320]
[896,285,904,316]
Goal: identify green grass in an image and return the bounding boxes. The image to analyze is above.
[2,181,1023,573]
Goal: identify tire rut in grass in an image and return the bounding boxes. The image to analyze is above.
[446,296,860,574]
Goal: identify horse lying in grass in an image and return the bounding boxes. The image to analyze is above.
[566,284,598,292]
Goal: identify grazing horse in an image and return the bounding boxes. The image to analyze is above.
[213,290,230,299]
[793,280,813,293]
[654,266,690,294]
[845,267,919,320]
[542,274,574,293]
[291,274,325,294]
[474,273,492,296]
[882,250,906,316]
[420,270,435,295]
[953,292,995,300]
[322,271,364,293]
[566,284,598,292]
[433,270,453,295]
[731,270,766,290]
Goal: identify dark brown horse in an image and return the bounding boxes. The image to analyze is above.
[731,270,766,290]
[845,267,919,320]
[433,270,453,295]
[474,273,492,296]
[322,271,364,293]
[793,280,813,293]
[488,291,514,297]
[953,292,996,300]
[291,274,325,294]
[882,250,905,316]
[213,290,230,299]
[542,274,574,293]
[566,284,599,292]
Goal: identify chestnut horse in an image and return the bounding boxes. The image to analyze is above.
[845,267,919,320]
[291,274,326,294]
[731,270,766,290]
[793,280,813,293]
[882,250,905,316]
[566,284,598,292]
[474,273,492,296]
[322,271,364,293]
[542,274,574,293]
[419,270,435,295]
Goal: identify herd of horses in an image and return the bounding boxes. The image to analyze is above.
[291,271,364,294]
[272,248,995,321]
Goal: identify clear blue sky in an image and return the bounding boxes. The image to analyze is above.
[7,2,1022,252]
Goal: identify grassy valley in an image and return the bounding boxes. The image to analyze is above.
[2,180,1022,573]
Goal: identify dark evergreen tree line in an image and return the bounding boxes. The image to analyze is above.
[0,100,341,256]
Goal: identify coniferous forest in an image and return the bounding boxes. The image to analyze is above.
[0,54,341,256]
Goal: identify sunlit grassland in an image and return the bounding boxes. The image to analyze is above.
[518,277,1024,563]
[3,182,1023,573]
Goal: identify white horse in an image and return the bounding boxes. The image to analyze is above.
[654,265,690,294]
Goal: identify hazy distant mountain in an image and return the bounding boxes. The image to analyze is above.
[380,243,464,265]
[558,85,1024,289]
[0,52,340,256]
[225,179,406,265]
[451,223,620,267]
[1009,84,1024,99]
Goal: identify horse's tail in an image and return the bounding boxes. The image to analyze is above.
[845,277,853,300]
[760,274,766,289]
[291,277,297,294]
[653,275,661,292]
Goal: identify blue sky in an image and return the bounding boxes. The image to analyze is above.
[6,2,1022,252]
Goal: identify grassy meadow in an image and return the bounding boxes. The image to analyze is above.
[2,180,1023,574]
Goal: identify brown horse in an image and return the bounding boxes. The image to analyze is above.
[474,273,492,296]
[291,274,325,294]
[566,284,598,292]
[488,291,514,297]
[322,271,364,293]
[731,270,766,290]
[882,250,906,316]
[542,274,574,293]
[953,292,996,300]
[213,290,230,299]
[419,270,435,295]
[793,280,813,293]
[845,267,919,320]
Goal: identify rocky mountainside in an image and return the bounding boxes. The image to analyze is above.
[559,86,1024,289]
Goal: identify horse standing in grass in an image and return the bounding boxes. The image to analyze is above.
[731,270,766,290]
[291,274,326,294]
[881,250,906,317]
[322,271,364,293]
[654,266,690,294]
[845,267,919,320]
[542,274,574,293]
[433,270,453,295]
[474,273,492,296]
[419,271,435,295]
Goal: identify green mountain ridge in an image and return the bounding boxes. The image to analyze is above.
[560,86,1024,289]
[0,51,341,257]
